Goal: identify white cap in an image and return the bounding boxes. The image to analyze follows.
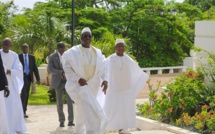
[81,27,92,35]
[115,39,125,46]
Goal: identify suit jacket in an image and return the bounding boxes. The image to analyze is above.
[0,54,8,91]
[48,52,65,89]
[18,53,40,83]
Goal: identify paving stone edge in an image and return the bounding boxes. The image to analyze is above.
[136,116,200,134]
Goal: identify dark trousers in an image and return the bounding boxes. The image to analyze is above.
[21,74,31,114]
[55,82,74,123]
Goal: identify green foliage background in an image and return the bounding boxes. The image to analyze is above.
[0,0,215,67]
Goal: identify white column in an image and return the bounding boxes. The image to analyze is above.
[169,69,174,73]
[158,69,162,74]
[146,70,151,75]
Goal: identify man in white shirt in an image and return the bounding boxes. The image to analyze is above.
[62,27,108,134]
[103,39,149,133]
[48,42,74,127]
[0,38,28,133]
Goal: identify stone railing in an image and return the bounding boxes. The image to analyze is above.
[37,64,188,84]
[142,66,187,75]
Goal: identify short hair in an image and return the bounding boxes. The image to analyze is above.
[57,42,65,48]
[22,43,29,48]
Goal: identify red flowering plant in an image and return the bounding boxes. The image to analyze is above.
[137,79,162,120]
[136,50,215,133]
[151,69,205,123]
[137,69,205,123]
[176,105,215,133]
[147,79,161,107]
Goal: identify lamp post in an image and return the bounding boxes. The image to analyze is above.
[167,9,171,14]
[159,8,164,16]
[71,0,75,47]
[172,9,177,16]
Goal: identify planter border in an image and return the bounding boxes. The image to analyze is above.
[136,116,200,134]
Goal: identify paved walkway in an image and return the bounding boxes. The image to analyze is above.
[26,105,175,134]
[26,74,179,134]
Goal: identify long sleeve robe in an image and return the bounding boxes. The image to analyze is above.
[62,45,108,134]
[103,53,149,130]
[0,49,27,134]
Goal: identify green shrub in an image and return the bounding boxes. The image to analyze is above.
[137,68,215,133]
[150,69,205,122]
[47,89,56,103]
[176,105,215,133]
[34,50,45,67]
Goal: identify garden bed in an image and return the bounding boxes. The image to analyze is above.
[137,66,215,134]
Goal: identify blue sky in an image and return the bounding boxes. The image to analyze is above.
[2,0,184,11]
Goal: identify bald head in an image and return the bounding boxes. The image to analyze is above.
[3,38,12,43]
[22,43,29,54]
[2,38,12,53]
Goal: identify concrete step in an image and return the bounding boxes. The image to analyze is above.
[107,130,175,134]
[131,130,175,134]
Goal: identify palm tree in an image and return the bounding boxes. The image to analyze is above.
[12,11,71,58]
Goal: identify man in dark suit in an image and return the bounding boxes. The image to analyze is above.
[0,53,10,133]
[18,43,40,118]
[0,54,9,97]
[48,42,74,127]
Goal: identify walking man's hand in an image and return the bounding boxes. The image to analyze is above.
[78,78,87,86]
[101,81,108,95]
[4,86,10,98]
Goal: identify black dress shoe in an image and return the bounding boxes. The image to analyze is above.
[59,122,65,127]
[68,122,75,126]
[24,114,29,118]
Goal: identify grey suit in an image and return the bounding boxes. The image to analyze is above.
[48,52,74,123]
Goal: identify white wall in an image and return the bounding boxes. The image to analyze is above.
[184,21,215,68]
[195,21,215,67]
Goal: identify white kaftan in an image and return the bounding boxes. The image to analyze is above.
[103,53,149,130]
[0,49,27,134]
[0,91,9,134]
[62,45,108,134]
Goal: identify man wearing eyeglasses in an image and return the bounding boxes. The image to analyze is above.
[62,27,108,134]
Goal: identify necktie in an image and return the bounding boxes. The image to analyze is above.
[24,54,29,75]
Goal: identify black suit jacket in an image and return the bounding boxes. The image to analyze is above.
[0,54,8,91]
[18,53,40,83]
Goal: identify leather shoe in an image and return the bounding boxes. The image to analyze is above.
[59,122,65,127]
[68,122,75,126]
[24,114,29,118]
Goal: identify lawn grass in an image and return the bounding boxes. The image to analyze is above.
[28,85,56,105]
